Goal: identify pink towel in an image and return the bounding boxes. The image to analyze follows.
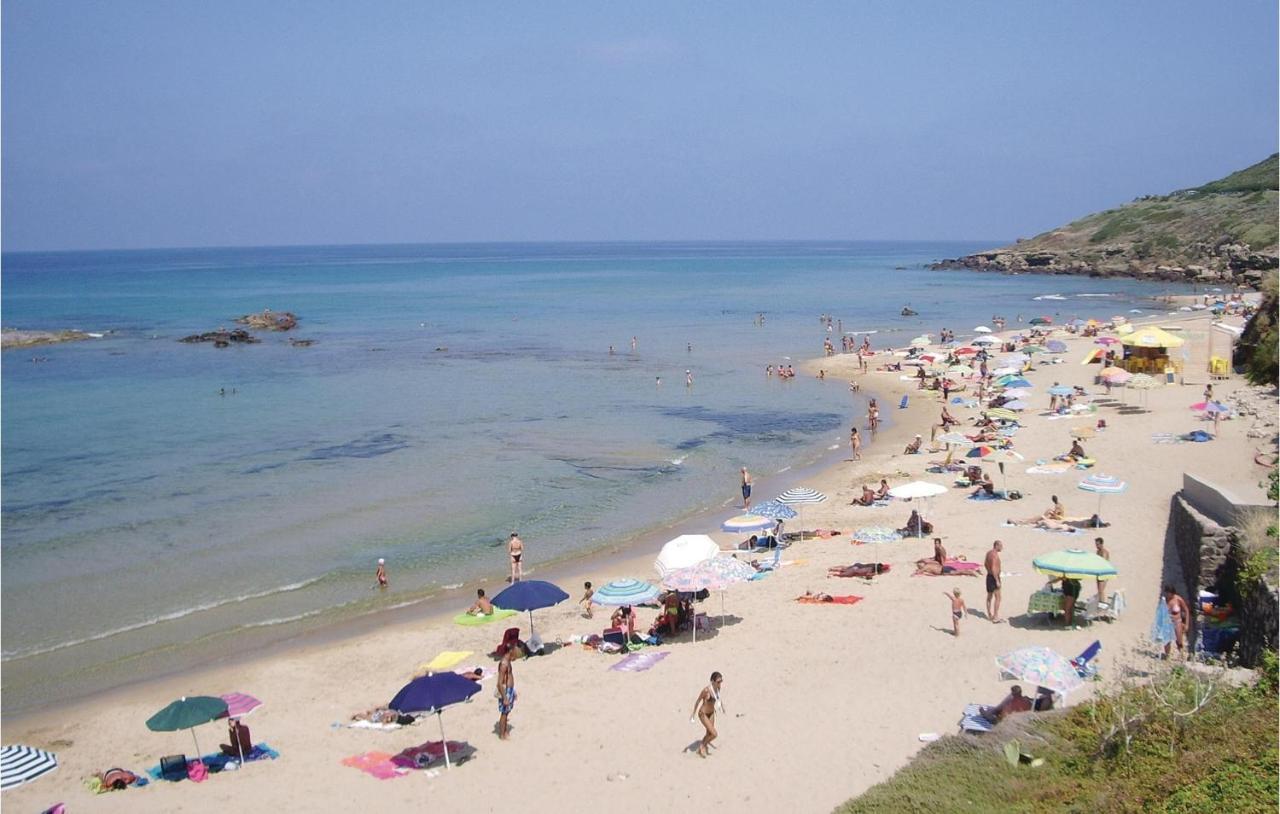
[341,751,403,780]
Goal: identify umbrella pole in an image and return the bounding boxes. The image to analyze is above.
[191,727,202,762]
[720,591,726,627]
[438,712,451,770]
[235,716,245,767]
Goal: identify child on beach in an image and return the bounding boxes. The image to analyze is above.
[581,581,594,619]
[945,588,966,637]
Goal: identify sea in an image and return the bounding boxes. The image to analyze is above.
[0,241,1195,711]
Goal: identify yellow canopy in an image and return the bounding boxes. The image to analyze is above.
[1119,325,1185,348]
[1080,348,1103,365]
[417,650,474,675]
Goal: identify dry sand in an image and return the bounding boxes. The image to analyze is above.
[4,312,1273,813]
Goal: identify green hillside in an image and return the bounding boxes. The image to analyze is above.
[935,155,1279,285]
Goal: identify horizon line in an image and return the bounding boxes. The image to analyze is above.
[2,236,1012,256]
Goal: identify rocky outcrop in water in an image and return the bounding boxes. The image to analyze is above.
[1,329,93,350]
[235,310,298,331]
[179,328,260,347]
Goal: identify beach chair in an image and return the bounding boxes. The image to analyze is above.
[899,395,909,409]
[1071,640,1102,678]
[492,627,521,659]
[755,547,783,572]
[959,704,994,734]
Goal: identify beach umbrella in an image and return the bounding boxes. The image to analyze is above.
[1191,401,1231,415]
[991,365,1019,376]
[966,445,997,458]
[1021,344,1049,354]
[909,335,931,348]
[1080,348,1104,365]
[217,692,263,766]
[491,579,569,638]
[954,346,978,356]
[1100,367,1130,383]
[0,745,59,791]
[663,556,754,632]
[996,647,1084,695]
[776,487,828,539]
[988,449,1025,497]
[147,695,229,758]
[388,673,482,769]
[747,499,797,523]
[721,513,775,534]
[593,578,661,607]
[974,326,993,333]
[973,335,1000,346]
[1077,474,1128,517]
[999,378,1032,390]
[1033,548,1118,581]
[1003,399,1029,411]
[1127,373,1158,407]
[1095,336,1121,346]
[936,432,972,446]
[1048,385,1074,397]
[1119,325,1185,348]
[887,481,948,536]
[1029,317,1053,326]
[654,534,720,578]
[986,408,1018,423]
[1046,340,1068,353]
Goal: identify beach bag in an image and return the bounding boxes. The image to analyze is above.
[1008,490,1023,500]
[159,755,188,782]
[186,759,208,783]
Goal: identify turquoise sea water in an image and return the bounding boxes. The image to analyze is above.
[0,242,1191,709]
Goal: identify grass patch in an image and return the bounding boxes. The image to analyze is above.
[837,662,1278,813]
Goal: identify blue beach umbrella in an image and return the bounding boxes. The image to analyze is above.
[491,579,569,637]
[388,673,482,769]
[999,377,1032,389]
[592,578,661,607]
[1048,385,1074,396]
[1046,340,1068,353]
[1077,474,1128,517]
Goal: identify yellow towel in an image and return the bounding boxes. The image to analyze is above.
[417,650,473,674]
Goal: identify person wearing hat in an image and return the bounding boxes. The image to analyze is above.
[376,558,388,589]
[904,434,923,455]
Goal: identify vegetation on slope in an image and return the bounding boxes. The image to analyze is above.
[1233,270,1279,386]
[837,656,1278,813]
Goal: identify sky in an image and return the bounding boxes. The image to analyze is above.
[2,1,1277,251]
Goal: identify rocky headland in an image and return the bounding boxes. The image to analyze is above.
[934,154,1279,288]
[1,328,94,350]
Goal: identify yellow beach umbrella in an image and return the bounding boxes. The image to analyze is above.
[1119,325,1185,348]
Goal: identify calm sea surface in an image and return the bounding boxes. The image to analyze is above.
[1,242,1191,709]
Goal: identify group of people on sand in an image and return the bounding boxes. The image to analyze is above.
[852,478,892,506]
[1007,495,1107,531]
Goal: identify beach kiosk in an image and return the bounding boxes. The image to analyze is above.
[1118,325,1185,375]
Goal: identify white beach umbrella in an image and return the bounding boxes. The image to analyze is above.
[654,535,720,578]
[973,326,993,333]
[973,335,1000,345]
[887,481,949,536]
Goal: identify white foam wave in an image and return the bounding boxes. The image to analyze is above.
[242,609,325,628]
[670,456,686,466]
[775,466,792,474]
[2,576,325,660]
[442,582,464,590]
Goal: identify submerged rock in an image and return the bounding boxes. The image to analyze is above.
[179,328,260,347]
[235,310,298,331]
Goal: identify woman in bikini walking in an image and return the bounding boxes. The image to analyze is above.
[691,672,725,758]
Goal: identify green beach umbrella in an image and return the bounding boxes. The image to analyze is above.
[1032,548,1118,581]
[146,695,229,757]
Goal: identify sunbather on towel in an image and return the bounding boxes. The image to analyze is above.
[351,708,403,725]
[797,591,835,602]
[827,563,888,578]
[970,473,996,497]
[852,484,877,506]
[1008,495,1066,526]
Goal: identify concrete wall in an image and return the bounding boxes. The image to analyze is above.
[1181,473,1272,528]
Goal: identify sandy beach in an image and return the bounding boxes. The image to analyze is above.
[4,311,1271,813]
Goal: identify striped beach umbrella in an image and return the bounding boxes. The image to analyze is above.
[0,745,59,790]
[746,500,796,520]
[1078,474,1128,517]
[775,487,827,539]
[219,692,263,718]
[937,432,972,445]
[592,578,661,607]
[721,513,775,534]
[851,526,903,544]
[1100,367,1130,383]
[1003,400,1029,411]
[1033,548,1118,581]
[966,445,996,458]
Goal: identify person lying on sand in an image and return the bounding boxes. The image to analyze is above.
[351,708,403,724]
[1008,495,1065,526]
[914,557,979,576]
[460,667,485,681]
[828,563,888,578]
[798,591,835,602]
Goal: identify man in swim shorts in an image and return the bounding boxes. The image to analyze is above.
[496,648,516,739]
[984,541,1002,623]
[508,533,524,582]
[740,467,752,509]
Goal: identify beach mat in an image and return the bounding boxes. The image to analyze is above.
[610,651,669,673]
[796,595,863,605]
[452,609,517,627]
[146,744,279,780]
[390,740,475,769]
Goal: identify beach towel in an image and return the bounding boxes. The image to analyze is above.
[418,650,473,674]
[796,595,863,605]
[967,491,1002,501]
[1150,599,1174,644]
[1001,522,1080,535]
[960,704,994,734]
[390,741,475,769]
[1025,463,1071,475]
[610,651,669,673]
[347,719,405,731]
[451,609,517,627]
[341,751,406,780]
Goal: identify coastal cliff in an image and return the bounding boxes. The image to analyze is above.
[934,154,1279,287]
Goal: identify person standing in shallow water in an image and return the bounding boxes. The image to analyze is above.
[740,467,753,509]
[375,558,388,589]
[508,533,524,582]
[850,426,862,460]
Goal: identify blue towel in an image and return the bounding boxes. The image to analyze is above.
[960,704,994,733]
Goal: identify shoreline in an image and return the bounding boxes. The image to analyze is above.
[1,377,895,723]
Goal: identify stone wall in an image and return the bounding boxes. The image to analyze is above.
[1237,573,1279,668]
[1170,494,1237,596]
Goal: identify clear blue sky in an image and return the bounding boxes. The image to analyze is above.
[3,1,1277,251]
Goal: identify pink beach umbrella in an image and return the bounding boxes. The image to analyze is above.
[218,692,263,766]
